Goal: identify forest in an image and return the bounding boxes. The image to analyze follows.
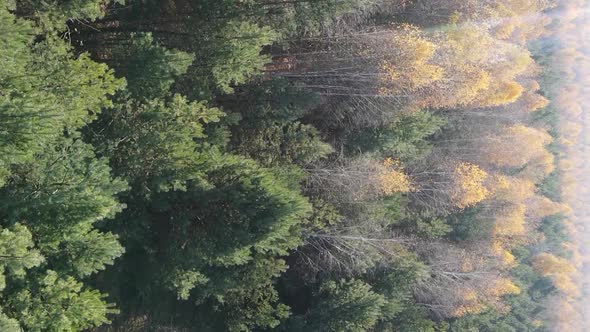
[0,0,587,331]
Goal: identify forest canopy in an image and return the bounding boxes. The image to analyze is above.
[0,0,586,331]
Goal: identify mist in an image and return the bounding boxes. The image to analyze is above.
[540,0,590,330]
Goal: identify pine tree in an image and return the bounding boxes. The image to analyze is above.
[291,279,386,332]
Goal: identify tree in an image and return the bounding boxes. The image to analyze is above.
[7,270,118,331]
[209,21,279,94]
[111,33,195,100]
[218,283,291,332]
[232,121,333,167]
[89,94,224,195]
[526,195,570,221]
[0,136,126,330]
[0,224,44,290]
[490,175,535,203]
[14,0,124,30]
[0,137,126,270]
[347,110,446,162]
[533,253,578,297]
[156,155,311,300]
[413,240,520,319]
[0,136,125,330]
[2,0,573,330]
[533,253,575,276]
[288,279,386,332]
[308,157,413,204]
[409,160,491,213]
[382,305,436,332]
[452,162,490,209]
[86,14,278,98]
[378,25,444,97]
[0,5,123,186]
[493,203,527,237]
[482,125,553,168]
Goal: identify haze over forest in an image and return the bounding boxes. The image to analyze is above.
[0,0,588,331]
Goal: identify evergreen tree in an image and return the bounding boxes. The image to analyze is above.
[0,3,123,186]
[111,33,195,100]
[288,279,386,332]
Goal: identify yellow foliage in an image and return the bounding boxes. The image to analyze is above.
[553,274,580,297]
[526,80,541,91]
[562,102,582,118]
[378,27,444,95]
[451,68,492,106]
[453,288,487,317]
[453,277,520,317]
[493,11,552,44]
[379,59,444,93]
[533,253,576,276]
[492,241,516,266]
[452,163,490,209]
[484,125,552,168]
[518,150,555,181]
[453,303,487,317]
[377,158,414,194]
[493,204,526,237]
[521,92,550,112]
[480,81,524,107]
[487,278,521,297]
[460,257,476,273]
[526,196,571,220]
[490,175,535,202]
[445,26,492,62]
[494,21,517,40]
[508,124,553,148]
[490,175,510,190]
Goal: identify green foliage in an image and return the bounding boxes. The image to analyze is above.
[166,269,209,301]
[0,312,20,332]
[0,224,44,290]
[305,198,343,232]
[449,206,493,242]
[0,6,127,330]
[176,19,279,98]
[211,21,278,94]
[9,270,118,331]
[371,255,431,330]
[89,94,224,195]
[1,0,570,331]
[31,40,123,128]
[156,155,311,299]
[0,7,123,185]
[58,229,125,278]
[399,212,452,239]
[268,0,378,37]
[540,214,571,258]
[538,168,562,202]
[363,194,408,226]
[241,78,321,122]
[0,137,126,329]
[374,254,429,296]
[220,284,291,332]
[0,137,126,256]
[347,111,446,161]
[228,79,330,166]
[21,0,125,29]
[384,305,437,332]
[290,279,386,332]
[233,121,333,167]
[113,33,195,100]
